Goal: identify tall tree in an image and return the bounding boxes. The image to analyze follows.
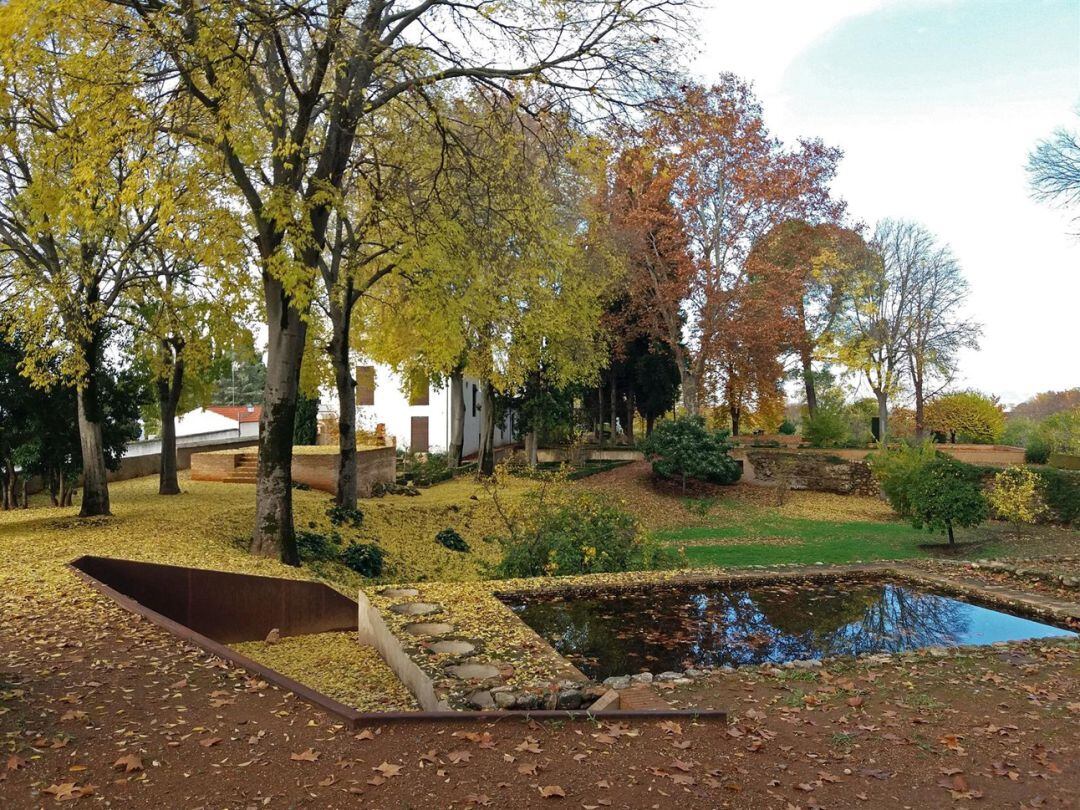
[109,0,688,563]
[1028,111,1080,229]
[899,224,980,438]
[618,77,843,414]
[750,220,869,417]
[0,3,183,515]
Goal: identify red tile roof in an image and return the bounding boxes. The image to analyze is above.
[209,405,263,423]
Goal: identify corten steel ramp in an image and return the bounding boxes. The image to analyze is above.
[70,555,727,727]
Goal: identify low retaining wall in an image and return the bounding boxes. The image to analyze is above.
[112,436,260,482]
[536,447,645,464]
[743,449,878,495]
[191,442,397,498]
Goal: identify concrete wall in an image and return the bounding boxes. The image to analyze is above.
[111,436,260,483]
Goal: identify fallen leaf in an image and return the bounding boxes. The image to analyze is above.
[539,785,566,799]
[290,748,319,762]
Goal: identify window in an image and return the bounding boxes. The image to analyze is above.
[410,416,429,453]
[356,365,375,407]
[471,383,479,417]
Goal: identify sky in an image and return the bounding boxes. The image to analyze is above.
[691,0,1080,406]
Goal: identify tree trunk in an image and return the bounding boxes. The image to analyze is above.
[251,275,307,565]
[328,289,357,510]
[448,370,465,467]
[646,414,656,436]
[679,364,698,416]
[912,370,925,441]
[157,349,184,496]
[947,522,955,545]
[625,390,636,443]
[876,391,889,447]
[20,477,27,508]
[731,406,741,437]
[801,349,817,418]
[610,372,618,444]
[596,379,605,445]
[525,430,538,468]
[76,380,111,517]
[478,380,496,476]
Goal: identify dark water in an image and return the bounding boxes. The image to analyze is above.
[501,579,1077,680]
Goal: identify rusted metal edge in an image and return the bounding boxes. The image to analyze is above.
[69,561,727,727]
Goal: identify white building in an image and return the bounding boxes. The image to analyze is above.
[351,363,514,457]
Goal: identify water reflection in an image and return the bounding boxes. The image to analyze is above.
[503,579,1076,680]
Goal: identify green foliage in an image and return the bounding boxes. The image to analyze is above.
[987,466,1048,533]
[640,416,742,489]
[495,492,677,578]
[340,543,386,578]
[296,529,342,561]
[1035,468,1080,526]
[778,419,797,436]
[1025,433,1052,464]
[1035,407,1080,454]
[803,407,849,448]
[435,527,470,553]
[907,456,988,543]
[868,442,941,518]
[213,357,267,406]
[400,453,452,486]
[925,391,1005,444]
[326,504,364,529]
[293,395,320,445]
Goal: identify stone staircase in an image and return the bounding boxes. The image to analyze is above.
[222,453,258,484]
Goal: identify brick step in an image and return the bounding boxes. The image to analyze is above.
[615,685,672,711]
[222,476,257,484]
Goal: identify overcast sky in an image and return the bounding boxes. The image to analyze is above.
[691,0,1080,406]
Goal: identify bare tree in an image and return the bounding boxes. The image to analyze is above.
[901,226,980,438]
[1028,113,1080,229]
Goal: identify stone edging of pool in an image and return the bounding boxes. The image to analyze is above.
[360,561,1080,712]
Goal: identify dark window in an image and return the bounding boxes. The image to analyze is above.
[471,384,479,417]
[410,416,429,453]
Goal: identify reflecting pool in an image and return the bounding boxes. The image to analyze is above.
[501,579,1076,680]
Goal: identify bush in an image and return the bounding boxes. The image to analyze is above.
[1036,467,1080,526]
[925,391,1005,444]
[868,442,939,518]
[778,419,797,436]
[326,504,364,528]
[435,527,470,553]
[907,456,988,544]
[987,466,1048,536]
[803,407,849,448]
[1025,434,1052,464]
[296,529,342,561]
[400,452,452,486]
[640,416,741,492]
[1036,407,1080,454]
[340,542,385,577]
[495,492,678,578]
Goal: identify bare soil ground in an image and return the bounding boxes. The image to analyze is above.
[2,564,1079,808]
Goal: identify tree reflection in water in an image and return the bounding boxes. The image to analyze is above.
[503,579,1061,680]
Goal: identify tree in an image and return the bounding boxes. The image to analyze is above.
[987,466,1048,538]
[1010,389,1080,422]
[1028,112,1080,228]
[640,416,742,493]
[213,355,267,406]
[896,224,980,437]
[750,220,870,418]
[834,220,918,445]
[624,77,843,415]
[107,0,687,563]
[1034,407,1080,455]
[0,3,184,515]
[925,391,1005,444]
[907,456,988,545]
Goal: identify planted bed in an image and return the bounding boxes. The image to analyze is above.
[500,577,1077,680]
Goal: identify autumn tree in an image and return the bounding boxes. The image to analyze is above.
[750,220,870,417]
[924,391,1005,445]
[618,77,843,416]
[104,0,688,563]
[0,3,188,515]
[1010,389,1080,422]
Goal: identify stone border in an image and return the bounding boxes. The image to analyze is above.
[363,561,1080,711]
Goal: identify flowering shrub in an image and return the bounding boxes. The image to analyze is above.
[987,465,1048,536]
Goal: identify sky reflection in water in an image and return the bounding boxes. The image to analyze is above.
[502,580,1076,680]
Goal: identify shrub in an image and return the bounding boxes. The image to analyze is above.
[340,542,385,577]
[296,529,342,561]
[1036,467,1080,526]
[907,456,988,544]
[803,407,849,448]
[925,391,1005,444]
[868,442,939,518]
[495,492,678,578]
[1036,407,1080,454]
[435,527,470,553]
[326,504,364,528]
[639,416,741,492]
[400,452,452,486]
[987,466,1048,536]
[778,419,797,436]
[1025,434,1052,464]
